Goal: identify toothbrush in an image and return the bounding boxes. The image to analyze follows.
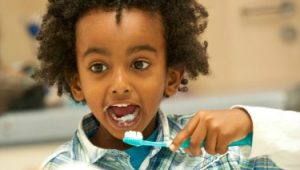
[123,130,253,148]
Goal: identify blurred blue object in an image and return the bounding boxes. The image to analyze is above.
[27,22,40,38]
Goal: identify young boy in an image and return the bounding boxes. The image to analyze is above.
[35,0,299,169]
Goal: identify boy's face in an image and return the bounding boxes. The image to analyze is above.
[71,8,182,141]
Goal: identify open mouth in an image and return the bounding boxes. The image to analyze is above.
[105,104,140,128]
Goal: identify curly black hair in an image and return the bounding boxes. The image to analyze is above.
[35,0,209,99]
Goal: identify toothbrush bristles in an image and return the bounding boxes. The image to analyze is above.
[124,130,143,140]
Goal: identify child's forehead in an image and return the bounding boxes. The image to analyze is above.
[75,7,166,57]
[76,8,165,40]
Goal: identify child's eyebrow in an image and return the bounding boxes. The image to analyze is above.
[126,44,157,55]
[83,44,157,57]
[83,47,111,57]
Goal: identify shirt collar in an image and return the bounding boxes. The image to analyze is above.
[76,114,107,163]
[76,109,171,163]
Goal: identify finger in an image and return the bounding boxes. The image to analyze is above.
[170,115,200,151]
[184,148,191,154]
[190,121,206,156]
[205,128,218,155]
[216,134,230,155]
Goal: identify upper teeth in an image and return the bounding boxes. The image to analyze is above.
[112,104,129,107]
[103,103,130,112]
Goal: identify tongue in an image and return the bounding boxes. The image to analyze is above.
[109,105,137,117]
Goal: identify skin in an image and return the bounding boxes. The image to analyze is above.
[70,8,182,150]
[69,7,253,154]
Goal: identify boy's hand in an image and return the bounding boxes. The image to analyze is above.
[169,108,253,156]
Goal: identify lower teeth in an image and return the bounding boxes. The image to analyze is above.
[118,113,136,122]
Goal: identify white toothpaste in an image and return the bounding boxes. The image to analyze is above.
[118,113,136,122]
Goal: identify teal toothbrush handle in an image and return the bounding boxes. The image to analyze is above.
[229,133,253,147]
[180,133,253,149]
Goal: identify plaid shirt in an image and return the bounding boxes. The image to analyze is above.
[42,110,281,170]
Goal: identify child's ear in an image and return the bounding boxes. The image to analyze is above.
[66,73,85,102]
[164,67,184,97]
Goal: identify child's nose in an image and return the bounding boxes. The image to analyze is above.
[110,70,131,97]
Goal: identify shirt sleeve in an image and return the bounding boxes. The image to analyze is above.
[232,105,300,170]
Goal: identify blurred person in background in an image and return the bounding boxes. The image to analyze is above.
[0,59,46,114]
[0,24,45,114]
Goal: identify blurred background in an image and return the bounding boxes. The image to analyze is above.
[0,0,299,169]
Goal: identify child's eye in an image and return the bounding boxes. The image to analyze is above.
[89,63,108,73]
[132,60,150,70]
